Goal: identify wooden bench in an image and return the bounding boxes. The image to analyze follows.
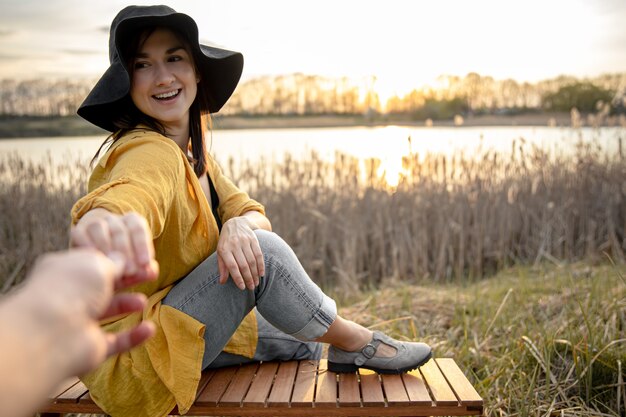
[41,358,483,416]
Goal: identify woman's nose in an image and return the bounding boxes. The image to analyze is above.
[154,63,175,86]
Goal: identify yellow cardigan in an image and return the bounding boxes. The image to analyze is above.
[71,129,264,417]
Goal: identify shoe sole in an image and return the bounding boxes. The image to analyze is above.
[327,351,433,374]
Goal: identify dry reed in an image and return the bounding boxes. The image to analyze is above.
[1,135,625,293]
[225,137,625,294]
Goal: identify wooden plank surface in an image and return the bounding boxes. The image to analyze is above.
[338,372,361,407]
[42,358,483,416]
[196,366,238,405]
[359,369,385,407]
[402,369,432,405]
[220,363,259,406]
[49,377,80,399]
[314,359,337,407]
[267,361,298,407]
[436,358,483,406]
[55,381,88,403]
[420,359,458,406]
[243,362,279,406]
[194,369,216,401]
[291,360,318,407]
[381,374,410,406]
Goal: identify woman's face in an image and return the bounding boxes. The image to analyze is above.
[129,28,198,132]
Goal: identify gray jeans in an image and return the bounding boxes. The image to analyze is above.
[162,230,336,369]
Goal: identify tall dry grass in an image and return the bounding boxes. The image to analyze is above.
[225,137,625,294]
[0,152,88,291]
[1,135,625,292]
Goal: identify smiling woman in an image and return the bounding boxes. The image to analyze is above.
[128,28,199,147]
[67,5,432,417]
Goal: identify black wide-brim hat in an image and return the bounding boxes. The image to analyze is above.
[78,5,243,132]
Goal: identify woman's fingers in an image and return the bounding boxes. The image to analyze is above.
[123,213,154,265]
[219,251,246,290]
[241,244,260,287]
[217,217,265,290]
[73,211,157,288]
[113,259,159,291]
[233,249,254,289]
[218,243,264,290]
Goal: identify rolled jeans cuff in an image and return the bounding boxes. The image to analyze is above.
[289,292,337,341]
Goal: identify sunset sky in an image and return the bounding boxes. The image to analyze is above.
[1,0,625,100]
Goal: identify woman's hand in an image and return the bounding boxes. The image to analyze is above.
[217,216,265,290]
[70,209,159,285]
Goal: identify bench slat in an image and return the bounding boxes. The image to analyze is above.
[55,381,88,403]
[381,374,410,406]
[290,360,317,407]
[402,369,432,405]
[194,369,216,401]
[243,362,279,406]
[359,370,385,406]
[220,363,259,406]
[41,358,483,416]
[314,359,337,407]
[196,366,238,405]
[267,361,298,407]
[338,373,360,406]
[420,359,458,406]
[436,358,482,407]
[50,377,80,399]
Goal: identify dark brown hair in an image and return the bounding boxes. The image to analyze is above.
[91,26,211,177]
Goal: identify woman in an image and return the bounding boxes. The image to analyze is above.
[71,5,431,417]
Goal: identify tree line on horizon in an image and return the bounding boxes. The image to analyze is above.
[0,72,624,120]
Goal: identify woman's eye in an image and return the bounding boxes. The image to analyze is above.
[168,55,183,62]
[134,61,149,69]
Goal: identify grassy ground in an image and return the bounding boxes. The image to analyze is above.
[334,262,626,416]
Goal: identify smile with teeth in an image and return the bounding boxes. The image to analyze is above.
[153,89,181,100]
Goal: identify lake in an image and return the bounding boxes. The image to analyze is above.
[1,125,623,185]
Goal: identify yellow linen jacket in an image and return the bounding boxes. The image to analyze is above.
[71,129,264,417]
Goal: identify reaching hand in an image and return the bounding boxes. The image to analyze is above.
[216,216,265,290]
[27,249,157,377]
[70,209,159,285]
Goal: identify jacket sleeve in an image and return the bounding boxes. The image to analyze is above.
[206,155,265,224]
[71,137,184,239]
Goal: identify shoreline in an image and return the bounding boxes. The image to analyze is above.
[0,112,583,139]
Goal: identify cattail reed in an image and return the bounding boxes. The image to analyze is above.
[0,136,624,293]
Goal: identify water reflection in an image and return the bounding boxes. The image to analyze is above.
[0,125,623,188]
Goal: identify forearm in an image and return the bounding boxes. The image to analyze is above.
[0,286,73,417]
[242,210,272,231]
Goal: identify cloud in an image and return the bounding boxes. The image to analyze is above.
[61,48,101,56]
[0,53,24,60]
[0,29,15,37]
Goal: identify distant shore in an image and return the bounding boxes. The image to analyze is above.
[0,112,575,139]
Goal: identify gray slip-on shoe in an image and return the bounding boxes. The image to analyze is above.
[327,331,432,374]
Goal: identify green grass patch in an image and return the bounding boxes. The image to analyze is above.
[336,262,626,416]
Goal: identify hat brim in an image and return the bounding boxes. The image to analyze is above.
[78,11,243,132]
